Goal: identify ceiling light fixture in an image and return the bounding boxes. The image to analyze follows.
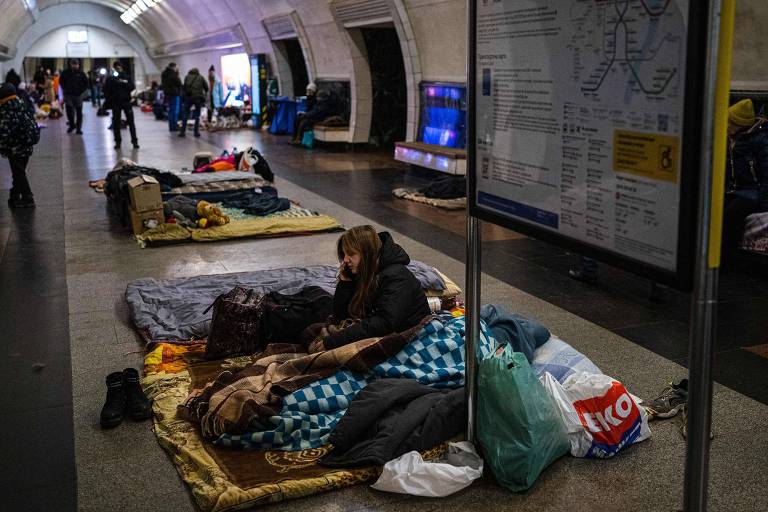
[121,0,162,24]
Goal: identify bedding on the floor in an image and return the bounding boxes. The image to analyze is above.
[180,319,430,440]
[209,313,494,451]
[392,187,467,210]
[125,263,460,343]
[141,311,599,511]
[134,206,343,248]
[143,344,448,512]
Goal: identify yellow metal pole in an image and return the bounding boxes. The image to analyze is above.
[708,0,736,268]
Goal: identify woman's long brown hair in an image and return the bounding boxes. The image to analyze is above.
[337,225,382,318]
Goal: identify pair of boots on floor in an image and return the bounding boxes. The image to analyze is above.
[100,368,152,429]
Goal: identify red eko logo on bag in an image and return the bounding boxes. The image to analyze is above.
[572,381,642,458]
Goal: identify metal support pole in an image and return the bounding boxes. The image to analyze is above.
[683,1,728,510]
[465,215,482,442]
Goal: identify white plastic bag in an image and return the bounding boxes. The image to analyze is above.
[532,336,602,383]
[541,371,651,458]
[371,441,483,497]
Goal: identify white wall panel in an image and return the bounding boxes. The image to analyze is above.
[26,25,138,58]
[406,0,465,82]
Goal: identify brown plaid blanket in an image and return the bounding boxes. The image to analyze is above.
[179,321,426,439]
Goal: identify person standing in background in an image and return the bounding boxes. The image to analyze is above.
[33,66,46,94]
[207,65,223,124]
[178,67,208,138]
[4,69,21,90]
[52,70,61,102]
[0,83,40,208]
[88,69,102,107]
[103,61,138,150]
[60,59,89,134]
[161,62,182,132]
[43,70,54,104]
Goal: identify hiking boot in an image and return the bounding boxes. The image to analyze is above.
[123,368,152,421]
[100,372,126,429]
[679,405,715,440]
[641,379,688,419]
[132,141,140,149]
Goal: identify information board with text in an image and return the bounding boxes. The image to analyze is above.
[470,0,706,288]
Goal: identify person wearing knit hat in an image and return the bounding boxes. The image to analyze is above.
[723,97,768,266]
[728,98,756,133]
[0,82,40,208]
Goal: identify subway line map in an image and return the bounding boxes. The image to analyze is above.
[568,0,685,103]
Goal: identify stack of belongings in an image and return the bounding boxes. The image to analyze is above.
[192,147,274,182]
[103,161,182,231]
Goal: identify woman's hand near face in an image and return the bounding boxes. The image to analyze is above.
[337,262,351,281]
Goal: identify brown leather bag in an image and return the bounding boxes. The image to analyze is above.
[205,286,266,360]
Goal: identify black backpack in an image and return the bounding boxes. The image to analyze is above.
[262,286,333,343]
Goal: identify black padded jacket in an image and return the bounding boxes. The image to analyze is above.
[324,232,430,349]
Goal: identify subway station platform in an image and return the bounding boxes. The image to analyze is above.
[1,108,767,511]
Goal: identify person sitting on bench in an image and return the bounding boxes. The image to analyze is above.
[291,83,338,145]
[723,98,768,265]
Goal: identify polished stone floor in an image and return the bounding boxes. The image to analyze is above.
[1,106,767,511]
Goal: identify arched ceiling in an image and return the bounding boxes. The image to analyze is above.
[0,0,282,56]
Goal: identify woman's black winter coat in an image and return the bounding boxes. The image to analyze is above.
[324,232,430,349]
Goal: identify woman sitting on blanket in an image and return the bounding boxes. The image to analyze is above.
[307,225,430,352]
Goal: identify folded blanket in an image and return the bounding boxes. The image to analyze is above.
[180,319,429,439]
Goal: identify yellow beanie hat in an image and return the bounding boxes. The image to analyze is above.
[728,98,755,127]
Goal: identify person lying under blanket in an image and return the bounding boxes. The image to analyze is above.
[307,225,431,352]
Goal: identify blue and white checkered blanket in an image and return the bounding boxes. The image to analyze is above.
[214,313,497,451]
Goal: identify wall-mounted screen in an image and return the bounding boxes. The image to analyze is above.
[220,53,251,108]
[418,82,467,149]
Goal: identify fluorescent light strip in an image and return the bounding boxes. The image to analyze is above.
[122,0,162,24]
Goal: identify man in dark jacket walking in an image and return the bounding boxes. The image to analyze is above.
[161,62,182,132]
[0,83,40,208]
[179,68,208,138]
[103,61,138,150]
[60,59,89,134]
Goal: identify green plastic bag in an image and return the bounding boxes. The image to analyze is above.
[477,347,569,492]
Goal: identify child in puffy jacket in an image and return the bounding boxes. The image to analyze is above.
[0,82,40,208]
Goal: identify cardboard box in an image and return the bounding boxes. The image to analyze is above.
[129,207,165,235]
[127,175,162,213]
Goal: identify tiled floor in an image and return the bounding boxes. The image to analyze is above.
[1,107,767,511]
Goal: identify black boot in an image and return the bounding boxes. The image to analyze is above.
[123,368,152,421]
[100,372,126,429]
